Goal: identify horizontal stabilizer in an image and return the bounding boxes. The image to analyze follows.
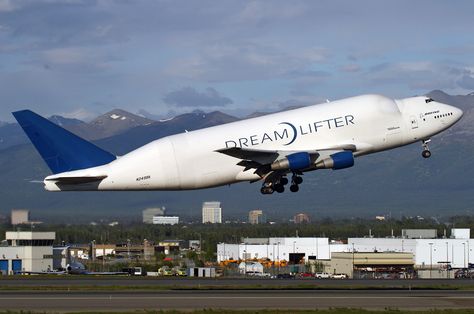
[45,175,107,184]
[12,110,116,174]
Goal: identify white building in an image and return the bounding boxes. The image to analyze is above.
[153,216,179,225]
[142,207,166,224]
[348,229,473,268]
[217,237,345,263]
[202,201,222,224]
[0,231,55,274]
[11,209,29,225]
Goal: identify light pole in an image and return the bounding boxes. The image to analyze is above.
[127,239,130,259]
[463,242,466,269]
[468,241,471,268]
[316,237,319,259]
[272,243,276,272]
[446,241,449,279]
[277,241,280,274]
[428,242,433,279]
[352,243,355,279]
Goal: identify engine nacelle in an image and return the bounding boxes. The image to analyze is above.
[315,151,354,170]
[271,152,311,171]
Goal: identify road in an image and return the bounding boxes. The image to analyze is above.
[0,290,474,311]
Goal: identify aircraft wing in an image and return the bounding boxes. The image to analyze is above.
[18,270,67,275]
[215,147,279,164]
[81,271,129,275]
[216,144,358,177]
[216,147,317,177]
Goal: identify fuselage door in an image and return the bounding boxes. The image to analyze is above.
[410,115,418,129]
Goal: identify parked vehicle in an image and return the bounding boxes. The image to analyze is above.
[158,266,173,276]
[173,266,187,276]
[276,273,295,279]
[315,272,331,279]
[331,273,347,279]
[298,272,314,278]
[122,267,144,276]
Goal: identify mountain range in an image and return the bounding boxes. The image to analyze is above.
[0,90,473,223]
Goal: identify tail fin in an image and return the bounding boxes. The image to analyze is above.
[12,110,116,174]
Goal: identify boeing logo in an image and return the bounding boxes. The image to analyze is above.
[225,115,355,148]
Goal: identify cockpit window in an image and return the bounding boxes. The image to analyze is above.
[425,98,434,103]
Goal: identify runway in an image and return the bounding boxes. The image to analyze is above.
[2,277,474,288]
[0,290,474,311]
[1,278,474,311]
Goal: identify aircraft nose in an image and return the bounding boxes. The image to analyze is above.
[453,106,463,121]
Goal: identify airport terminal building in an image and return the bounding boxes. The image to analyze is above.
[0,231,55,274]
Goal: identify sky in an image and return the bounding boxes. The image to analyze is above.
[0,0,473,121]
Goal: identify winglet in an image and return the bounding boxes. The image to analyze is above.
[12,110,116,174]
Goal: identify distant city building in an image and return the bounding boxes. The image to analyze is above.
[248,210,266,224]
[202,201,222,224]
[11,209,29,225]
[152,216,179,225]
[294,213,310,224]
[142,207,166,224]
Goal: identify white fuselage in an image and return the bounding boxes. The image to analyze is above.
[44,94,463,191]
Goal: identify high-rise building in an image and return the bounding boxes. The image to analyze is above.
[142,207,166,224]
[11,209,29,225]
[248,210,266,224]
[294,213,310,224]
[202,201,222,224]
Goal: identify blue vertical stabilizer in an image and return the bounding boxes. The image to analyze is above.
[12,110,116,174]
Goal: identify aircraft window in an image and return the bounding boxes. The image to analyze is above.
[425,98,434,103]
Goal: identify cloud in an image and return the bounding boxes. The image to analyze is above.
[0,0,15,12]
[163,87,233,108]
[164,42,331,82]
[457,74,474,90]
[365,61,466,91]
[1,1,474,120]
[57,107,99,122]
[339,64,361,73]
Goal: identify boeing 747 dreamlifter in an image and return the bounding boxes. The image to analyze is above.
[13,94,462,194]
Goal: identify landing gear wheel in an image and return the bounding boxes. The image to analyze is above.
[293,176,303,185]
[290,184,299,193]
[260,186,274,194]
[421,139,431,159]
[280,177,289,185]
[274,184,285,193]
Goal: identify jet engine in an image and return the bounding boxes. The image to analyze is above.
[315,151,354,170]
[270,152,311,171]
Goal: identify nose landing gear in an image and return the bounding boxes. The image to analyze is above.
[421,139,431,158]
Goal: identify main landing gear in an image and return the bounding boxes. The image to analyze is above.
[421,139,431,158]
[260,173,303,194]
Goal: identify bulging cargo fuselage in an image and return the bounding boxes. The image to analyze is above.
[37,94,462,193]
